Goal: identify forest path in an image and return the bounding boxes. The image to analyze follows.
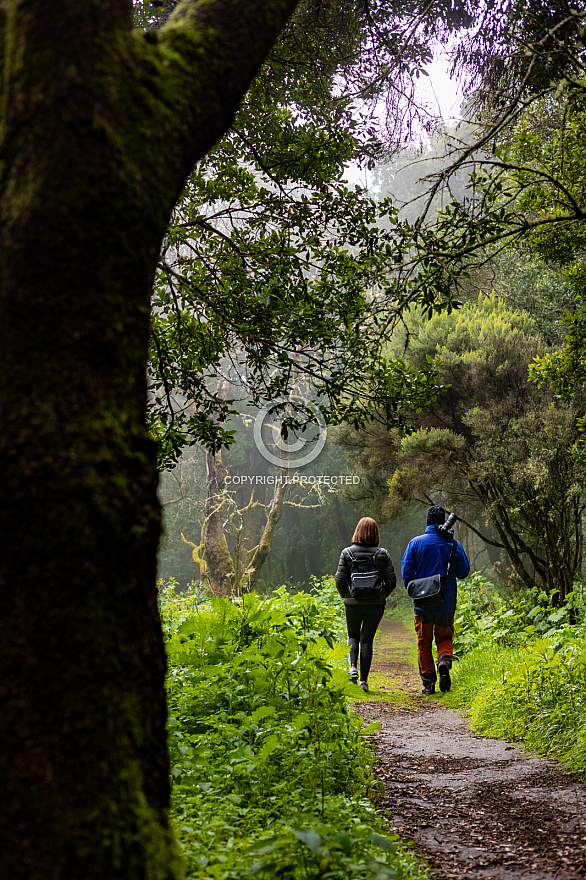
[356,616,586,880]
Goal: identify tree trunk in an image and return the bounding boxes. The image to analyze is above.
[204,447,236,596]
[202,381,236,596]
[331,492,351,543]
[242,476,287,592]
[483,522,504,570]
[0,129,182,880]
[476,482,541,589]
[0,0,297,876]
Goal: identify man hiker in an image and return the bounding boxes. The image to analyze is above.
[402,506,470,695]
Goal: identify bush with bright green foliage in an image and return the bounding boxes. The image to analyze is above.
[452,572,579,657]
[451,573,586,772]
[160,580,427,880]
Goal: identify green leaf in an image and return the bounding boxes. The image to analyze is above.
[369,833,397,854]
[362,720,382,735]
[294,829,322,853]
[251,705,277,723]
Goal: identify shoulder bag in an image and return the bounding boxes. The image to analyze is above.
[406,539,456,606]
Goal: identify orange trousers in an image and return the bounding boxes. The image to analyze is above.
[414,614,454,681]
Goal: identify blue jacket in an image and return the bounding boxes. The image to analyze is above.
[401,526,470,614]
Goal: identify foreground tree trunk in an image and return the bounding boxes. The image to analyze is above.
[0,0,297,877]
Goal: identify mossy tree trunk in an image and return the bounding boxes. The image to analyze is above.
[242,477,287,592]
[202,381,235,596]
[204,447,236,596]
[0,0,297,877]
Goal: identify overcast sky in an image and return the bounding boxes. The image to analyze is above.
[420,49,463,122]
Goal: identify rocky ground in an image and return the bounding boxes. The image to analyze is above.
[358,617,586,880]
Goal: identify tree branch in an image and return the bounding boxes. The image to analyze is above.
[149,0,299,189]
[455,515,505,549]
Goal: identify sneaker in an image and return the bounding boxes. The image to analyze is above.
[349,665,358,683]
[421,682,436,695]
[438,659,451,693]
[359,680,369,693]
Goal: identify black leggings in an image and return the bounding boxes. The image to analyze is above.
[345,603,385,682]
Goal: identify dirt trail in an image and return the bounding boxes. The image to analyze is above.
[359,617,586,880]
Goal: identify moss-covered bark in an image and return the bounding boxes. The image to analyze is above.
[204,447,236,596]
[243,479,286,592]
[0,0,297,876]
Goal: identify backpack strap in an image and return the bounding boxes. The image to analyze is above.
[372,548,385,572]
[445,539,456,577]
[346,547,383,568]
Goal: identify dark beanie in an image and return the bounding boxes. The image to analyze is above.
[427,505,446,525]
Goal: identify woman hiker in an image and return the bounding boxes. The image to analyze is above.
[335,517,396,692]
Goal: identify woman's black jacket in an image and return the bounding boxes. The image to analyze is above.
[334,543,397,606]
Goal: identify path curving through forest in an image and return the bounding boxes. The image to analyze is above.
[358,617,586,880]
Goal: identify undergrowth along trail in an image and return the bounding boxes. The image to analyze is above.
[160,582,428,880]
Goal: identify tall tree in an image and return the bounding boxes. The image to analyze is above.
[0,1,299,877]
[406,88,586,449]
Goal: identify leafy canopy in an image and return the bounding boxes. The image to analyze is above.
[142,0,474,466]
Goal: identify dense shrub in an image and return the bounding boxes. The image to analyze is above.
[451,574,586,772]
[453,572,577,657]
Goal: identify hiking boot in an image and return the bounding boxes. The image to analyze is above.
[438,658,452,693]
[349,665,358,683]
[359,680,369,693]
[421,682,436,696]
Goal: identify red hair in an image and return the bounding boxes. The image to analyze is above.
[352,517,380,546]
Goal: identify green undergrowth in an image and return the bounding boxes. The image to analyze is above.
[160,579,428,880]
[447,573,586,773]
